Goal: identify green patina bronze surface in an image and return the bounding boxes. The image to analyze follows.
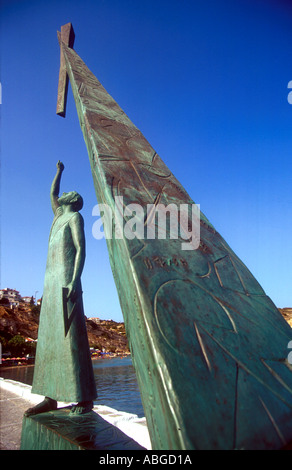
[57,23,292,449]
[31,161,97,404]
[21,408,145,450]
[56,23,75,117]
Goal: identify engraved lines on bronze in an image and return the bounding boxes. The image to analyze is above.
[91,128,111,152]
[193,321,212,372]
[196,261,211,278]
[138,152,172,180]
[107,159,177,260]
[63,45,134,136]
[143,256,188,271]
[200,218,216,234]
[214,254,248,294]
[153,274,292,402]
[260,359,292,396]
[146,188,164,217]
[110,175,147,260]
[161,281,292,448]
[199,323,292,447]
[91,121,141,156]
[153,279,239,357]
[65,45,100,88]
[258,396,287,446]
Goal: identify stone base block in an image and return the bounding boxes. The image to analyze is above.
[20,407,146,450]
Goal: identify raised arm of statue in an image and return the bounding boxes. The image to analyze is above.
[50,160,65,214]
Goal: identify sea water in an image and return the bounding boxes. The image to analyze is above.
[0,356,145,418]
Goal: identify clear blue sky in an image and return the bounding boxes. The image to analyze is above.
[1,0,292,321]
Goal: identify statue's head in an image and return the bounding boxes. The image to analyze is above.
[58,191,83,212]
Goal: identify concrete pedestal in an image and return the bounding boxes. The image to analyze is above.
[20,407,146,450]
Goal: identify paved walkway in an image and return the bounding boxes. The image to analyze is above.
[0,378,151,451]
[0,386,29,450]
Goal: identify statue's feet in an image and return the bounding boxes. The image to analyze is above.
[24,397,57,417]
[69,400,93,416]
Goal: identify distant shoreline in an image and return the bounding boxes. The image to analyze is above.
[0,352,131,370]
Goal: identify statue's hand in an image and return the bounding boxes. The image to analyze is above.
[57,160,65,172]
[67,280,78,302]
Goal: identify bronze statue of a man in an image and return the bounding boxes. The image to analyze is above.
[25,161,97,416]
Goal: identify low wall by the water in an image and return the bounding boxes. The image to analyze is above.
[0,377,151,450]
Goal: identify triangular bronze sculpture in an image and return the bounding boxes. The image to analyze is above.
[57,23,292,450]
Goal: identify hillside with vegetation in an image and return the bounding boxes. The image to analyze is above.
[278,308,292,327]
[0,297,291,360]
[0,300,129,358]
